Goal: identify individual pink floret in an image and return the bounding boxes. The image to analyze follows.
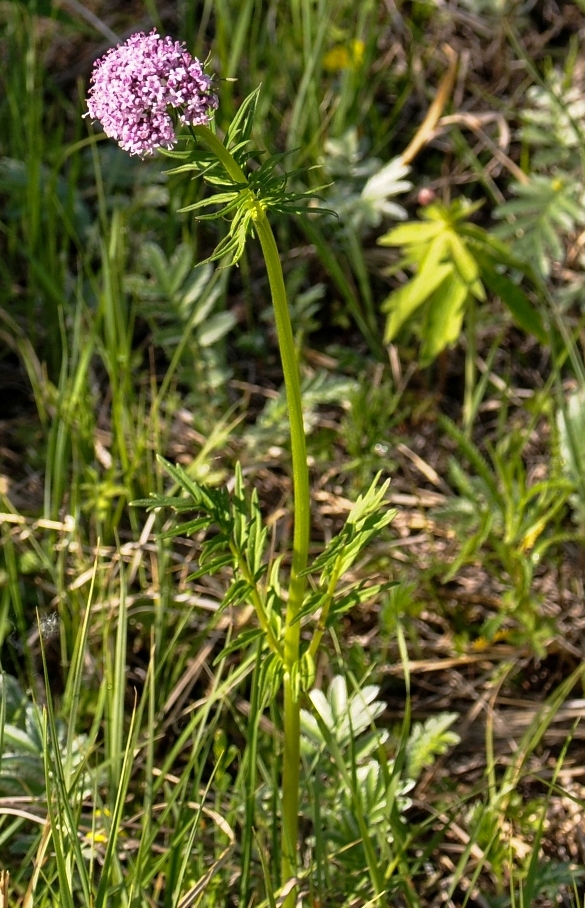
[86,30,218,156]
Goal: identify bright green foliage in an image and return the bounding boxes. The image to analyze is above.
[135,458,277,643]
[302,476,395,581]
[307,127,412,360]
[133,463,396,906]
[164,89,329,266]
[135,462,395,689]
[378,198,546,364]
[299,479,396,646]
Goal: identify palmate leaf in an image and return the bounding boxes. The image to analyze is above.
[379,219,443,247]
[420,270,468,366]
[447,232,485,300]
[383,263,453,340]
[378,197,547,362]
[301,676,387,751]
[379,201,481,349]
[381,237,452,340]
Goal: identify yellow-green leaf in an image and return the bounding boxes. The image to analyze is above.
[420,272,468,364]
[383,261,452,340]
[382,233,453,339]
[378,220,442,247]
[447,232,486,301]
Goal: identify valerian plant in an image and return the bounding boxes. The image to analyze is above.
[86,29,396,907]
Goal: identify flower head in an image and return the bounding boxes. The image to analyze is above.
[86,30,218,156]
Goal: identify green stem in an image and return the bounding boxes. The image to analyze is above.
[192,124,247,182]
[463,296,476,436]
[307,555,343,662]
[231,544,284,659]
[193,125,311,900]
[251,210,311,906]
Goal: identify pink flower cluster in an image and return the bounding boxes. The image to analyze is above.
[86,30,218,156]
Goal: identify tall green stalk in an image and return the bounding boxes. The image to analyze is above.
[463,296,477,436]
[192,125,311,899]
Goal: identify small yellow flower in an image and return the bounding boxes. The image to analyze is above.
[323,39,365,73]
[350,39,365,67]
[86,830,108,844]
[471,629,510,651]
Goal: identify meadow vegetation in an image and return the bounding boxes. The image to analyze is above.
[1,0,585,905]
